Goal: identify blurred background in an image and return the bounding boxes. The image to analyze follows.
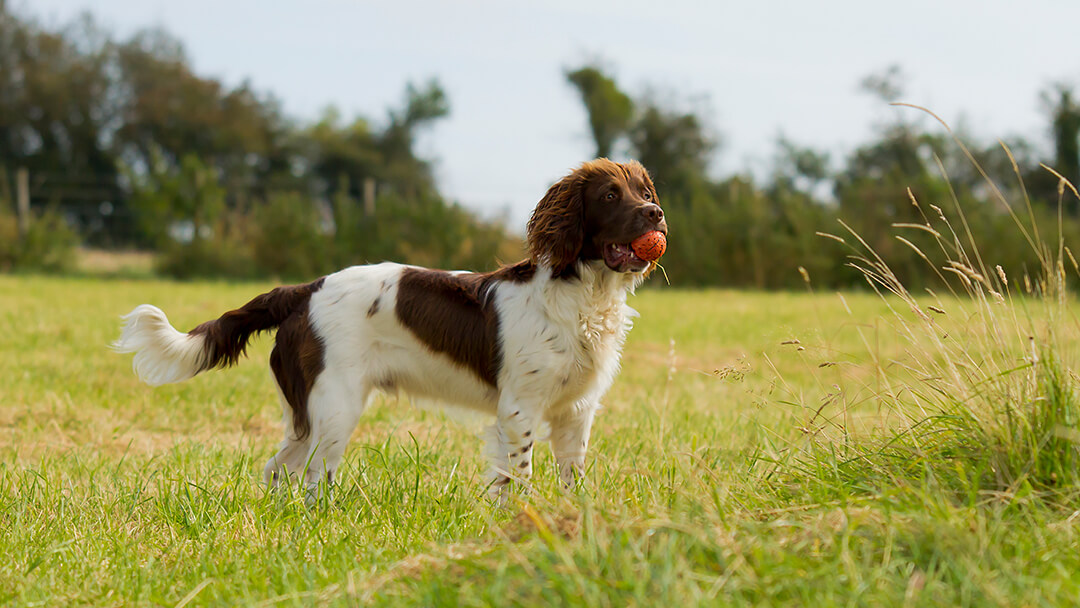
[3,0,1079,287]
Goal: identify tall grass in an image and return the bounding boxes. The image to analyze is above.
[759,107,1080,507]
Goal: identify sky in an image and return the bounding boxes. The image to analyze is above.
[26,0,1080,227]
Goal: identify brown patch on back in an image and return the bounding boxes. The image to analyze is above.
[395,261,536,387]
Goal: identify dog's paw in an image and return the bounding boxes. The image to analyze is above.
[486,474,512,507]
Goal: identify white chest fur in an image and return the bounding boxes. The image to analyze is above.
[495,262,641,413]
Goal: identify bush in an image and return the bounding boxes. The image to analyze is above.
[155,213,257,280]
[0,207,79,273]
[331,189,521,273]
[251,192,332,280]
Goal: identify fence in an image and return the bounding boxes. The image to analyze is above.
[1,167,385,250]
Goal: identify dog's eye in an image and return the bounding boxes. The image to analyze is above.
[643,191,653,201]
[605,192,617,201]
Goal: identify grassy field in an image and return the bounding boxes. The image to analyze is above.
[2,271,1080,606]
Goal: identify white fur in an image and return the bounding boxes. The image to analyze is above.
[113,304,208,385]
[271,259,644,497]
[120,260,645,498]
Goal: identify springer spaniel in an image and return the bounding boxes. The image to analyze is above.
[114,158,667,498]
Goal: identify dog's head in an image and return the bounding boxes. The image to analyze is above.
[526,158,667,277]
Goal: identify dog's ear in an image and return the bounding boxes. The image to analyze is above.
[527,170,586,278]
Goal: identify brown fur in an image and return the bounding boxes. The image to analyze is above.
[395,261,536,387]
[184,160,661,444]
[189,278,326,439]
[527,169,587,278]
[397,159,664,385]
[269,298,325,441]
[527,158,662,278]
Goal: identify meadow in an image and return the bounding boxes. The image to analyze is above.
[2,266,1079,606]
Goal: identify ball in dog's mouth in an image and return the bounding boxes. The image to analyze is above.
[630,230,666,262]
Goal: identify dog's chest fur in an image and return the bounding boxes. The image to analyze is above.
[497,263,637,410]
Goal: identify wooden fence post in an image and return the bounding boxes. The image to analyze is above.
[0,165,10,213]
[16,167,30,237]
[363,178,376,217]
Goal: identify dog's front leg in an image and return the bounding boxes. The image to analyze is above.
[548,403,597,489]
[484,395,539,503]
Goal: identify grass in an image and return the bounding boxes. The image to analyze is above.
[2,266,1079,606]
[6,129,1080,604]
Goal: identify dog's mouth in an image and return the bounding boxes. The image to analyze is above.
[602,241,651,273]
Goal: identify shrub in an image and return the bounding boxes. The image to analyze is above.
[251,192,332,280]
[155,212,257,280]
[0,207,79,273]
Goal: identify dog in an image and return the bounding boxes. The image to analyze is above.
[114,158,667,498]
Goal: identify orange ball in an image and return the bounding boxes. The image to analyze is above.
[631,230,666,262]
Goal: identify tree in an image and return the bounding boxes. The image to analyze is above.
[115,28,289,182]
[773,136,830,193]
[628,101,715,195]
[565,65,635,158]
[1044,84,1080,209]
[0,12,116,176]
[301,79,449,201]
[303,107,381,197]
[378,79,450,197]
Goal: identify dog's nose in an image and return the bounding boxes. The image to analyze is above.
[641,203,664,224]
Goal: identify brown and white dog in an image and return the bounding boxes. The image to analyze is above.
[114,158,667,498]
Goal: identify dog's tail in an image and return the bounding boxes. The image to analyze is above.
[113,279,325,385]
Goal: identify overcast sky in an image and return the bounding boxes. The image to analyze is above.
[27,0,1080,227]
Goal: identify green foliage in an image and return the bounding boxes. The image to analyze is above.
[565,65,635,158]
[0,11,116,177]
[144,186,517,281]
[388,79,450,132]
[0,8,464,259]
[113,27,291,180]
[659,177,842,288]
[5,6,1080,290]
[557,64,1080,290]
[125,153,226,248]
[564,63,715,193]
[0,207,79,273]
[1045,84,1080,202]
[250,192,330,279]
[629,102,715,195]
[306,79,450,201]
[334,190,515,272]
[155,223,256,280]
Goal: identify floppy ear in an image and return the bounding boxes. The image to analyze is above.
[526,171,585,278]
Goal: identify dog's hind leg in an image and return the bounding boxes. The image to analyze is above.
[299,369,372,495]
[263,381,312,486]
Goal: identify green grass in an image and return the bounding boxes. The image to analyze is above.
[2,273,1080,606]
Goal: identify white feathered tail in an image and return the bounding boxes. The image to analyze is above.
[114,280,326,389]
[112,304,208,385]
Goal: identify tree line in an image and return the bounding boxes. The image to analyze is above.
[0,8,515,276]
[1,6,1078,289]
[566,63,1080,289]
